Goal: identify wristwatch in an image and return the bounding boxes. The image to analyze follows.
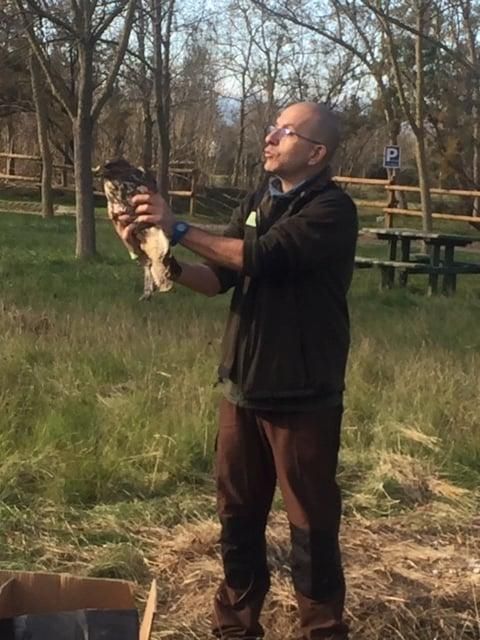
[171,221,190,246]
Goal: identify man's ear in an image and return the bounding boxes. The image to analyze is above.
[307,145,328,167]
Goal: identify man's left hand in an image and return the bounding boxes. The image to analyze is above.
[108,202,143,257]
[125,192,176,241]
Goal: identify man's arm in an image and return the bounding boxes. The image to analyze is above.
[173,261,222,296]
[181,227,243,271]
[129,190,357,279]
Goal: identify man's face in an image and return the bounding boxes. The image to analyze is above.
[263,104,326,179]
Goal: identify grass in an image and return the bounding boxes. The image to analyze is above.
[0,208,479,638]
[0,208,479,504]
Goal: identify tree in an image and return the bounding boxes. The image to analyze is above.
[459,0,480,215]
[15,0,137,257]
[135,0,154,170]
[373,0,434,230]
[359,0,480,217]
[172,34,221,173]
[151,0,175,197]
[30,51,54,217]
[220,3,260,185]
[0,2,32,119]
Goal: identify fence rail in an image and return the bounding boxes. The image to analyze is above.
[383,208,480,224]
[0,152,198,214]
[385,184,480,197]
[332,175,480,226]
[334,176,389,186]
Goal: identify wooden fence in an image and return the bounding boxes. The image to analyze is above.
[1,150,480,227]
[0,153,199,215]
[333,176,480,227]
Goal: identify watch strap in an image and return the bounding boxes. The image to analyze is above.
[171,221,190,246]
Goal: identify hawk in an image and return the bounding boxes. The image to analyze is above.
[101,158,176,299]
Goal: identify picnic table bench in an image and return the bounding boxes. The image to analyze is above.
[355,228,480,295]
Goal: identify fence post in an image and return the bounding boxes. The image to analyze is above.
[385,172,398,228]
[189,169,198,216]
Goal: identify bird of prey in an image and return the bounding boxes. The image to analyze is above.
[101,158,175,299]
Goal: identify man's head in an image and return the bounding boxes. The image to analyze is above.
[263,102,340,187]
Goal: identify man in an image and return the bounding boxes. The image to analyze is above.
[115,102,358,640]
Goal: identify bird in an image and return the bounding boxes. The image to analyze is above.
[100,158,175,299]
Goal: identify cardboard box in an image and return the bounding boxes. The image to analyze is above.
[0,570,157,640]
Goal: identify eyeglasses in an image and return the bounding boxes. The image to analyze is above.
[265,125,325,146]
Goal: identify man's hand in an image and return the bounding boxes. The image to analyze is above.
[108,202,142,257]
[124,192,176,243]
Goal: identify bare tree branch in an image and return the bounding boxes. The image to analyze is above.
[359,0,476,73]
[377,11,416,131]
[251,0,377,74]
[14,0,75,118]
[92,0,130,39]
[92,0,137,119]
[22,0,76,35]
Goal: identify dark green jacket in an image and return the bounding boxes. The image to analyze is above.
[213,169,358,402]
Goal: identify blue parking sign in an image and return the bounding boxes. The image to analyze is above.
[383,145,401,169]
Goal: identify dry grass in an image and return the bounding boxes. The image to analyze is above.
[143,508,479,640]
[2,485,477,639]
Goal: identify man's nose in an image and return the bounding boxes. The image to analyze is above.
[265,129,278,145]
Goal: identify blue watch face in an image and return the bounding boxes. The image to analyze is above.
[177,222,188,232]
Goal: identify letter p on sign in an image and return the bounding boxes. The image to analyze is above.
[383,145,401,169]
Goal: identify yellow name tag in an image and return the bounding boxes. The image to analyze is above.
[245,210,257,227]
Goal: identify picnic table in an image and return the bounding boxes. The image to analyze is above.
[355,227,480,295]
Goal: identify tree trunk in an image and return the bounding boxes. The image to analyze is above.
[153,92,170,198]
[6,119,16,176]
[142,100,153,170]
[461,0,480,216]
[61,141,72,187]
[154,48,170,197]
[233,97,246,187]
[73,115,96,257]
[152,0,173,198]
[74,46,96,258]
[156,127,170,197]
[30,51,54,218]
[415,134,432,232]
[137,2,153,171]
[473,101,480,216]
[266,76,275,124]
[415,2,432,231]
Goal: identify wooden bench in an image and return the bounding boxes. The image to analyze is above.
[355,256,480,293]
[358,227,480,295]
[354,257,374,268]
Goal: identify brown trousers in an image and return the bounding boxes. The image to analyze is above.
[212,399,349,640]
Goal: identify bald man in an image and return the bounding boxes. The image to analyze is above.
[115,102,358,640]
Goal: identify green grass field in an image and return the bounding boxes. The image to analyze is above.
[0,210,479,639]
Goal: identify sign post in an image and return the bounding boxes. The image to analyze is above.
[383,146,401,228]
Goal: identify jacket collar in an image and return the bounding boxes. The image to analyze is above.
[268,165,332,200]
